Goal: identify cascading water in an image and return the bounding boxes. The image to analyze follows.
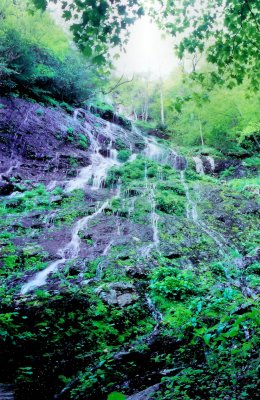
[143,138,166,163]
[140,160,160,257]
[193,156,205,175]
[206,156,215,172]
[180,168,258,297]
[149,184,160,251]
[21,199,110,294]
[180,171,198,221]
[21,114,125,294]
[145,295,163,328]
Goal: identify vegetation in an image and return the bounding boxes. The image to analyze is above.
[0,0,102,104]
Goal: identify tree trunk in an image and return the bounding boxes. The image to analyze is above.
[160,89,165,125]
[199,118,204,146]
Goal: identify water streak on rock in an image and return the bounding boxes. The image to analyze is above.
[193,156,205,175]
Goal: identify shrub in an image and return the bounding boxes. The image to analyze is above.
[117,149,131,162]
[150,266,200,300]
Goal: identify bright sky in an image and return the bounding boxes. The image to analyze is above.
[114,16,179,79]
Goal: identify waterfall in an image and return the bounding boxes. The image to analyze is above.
[193,156,205,175]
[180,171,198,221]
[146,295,163,326]
[149,184,160,251]
[66,121,119,192]
[20,112,124,295]
[141,162,160,257]
[94,240,114,281]
[143,138,166,162]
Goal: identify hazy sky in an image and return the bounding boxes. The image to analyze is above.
[114,16,179,78]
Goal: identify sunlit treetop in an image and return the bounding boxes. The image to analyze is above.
[31,0,144,66]
[31,0,260,90]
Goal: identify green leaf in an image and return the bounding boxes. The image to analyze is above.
[203,333,211,345]
[107,393,126,400]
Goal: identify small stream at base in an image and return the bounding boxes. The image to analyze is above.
[0,384,14,400]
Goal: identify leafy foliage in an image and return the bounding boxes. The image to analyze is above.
[0,0,101,104]
[31,1,260,91]
[31,0,144,65]
[153,0,260,91]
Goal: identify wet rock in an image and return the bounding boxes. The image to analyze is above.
[125,266,147,279]
[50,195,63,205]
[241,201,259,215]
[172,155,187,171]
[96,282,139,307]
[127,383,160,400]
[89,106,132,130]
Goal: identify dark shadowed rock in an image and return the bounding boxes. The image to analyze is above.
[0,182,14,195]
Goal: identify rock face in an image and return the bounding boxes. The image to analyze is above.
[234,247,260,269]
[0,97,145,192]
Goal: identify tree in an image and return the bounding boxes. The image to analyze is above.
[31,0,144,66]
[152,0,260,91]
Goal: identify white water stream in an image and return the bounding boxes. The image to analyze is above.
[66,122,119,192]
[206,156,215,172]
[193,156,205,175]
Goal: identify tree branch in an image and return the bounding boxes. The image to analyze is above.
[244,0,260,33]
[102,74,135,95]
